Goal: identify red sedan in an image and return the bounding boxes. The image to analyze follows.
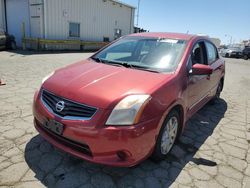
[33,32,225,167]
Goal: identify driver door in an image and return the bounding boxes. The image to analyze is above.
[187,41,212,118]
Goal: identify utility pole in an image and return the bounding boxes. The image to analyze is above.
[225,34,233,46]
[136,0,141,26]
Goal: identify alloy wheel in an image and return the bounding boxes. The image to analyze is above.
[160,116,178,155]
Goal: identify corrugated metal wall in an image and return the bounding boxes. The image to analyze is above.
[0,0,5,30]
[44,0,134,42]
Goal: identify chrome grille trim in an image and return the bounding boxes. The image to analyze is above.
[40,89,98,120]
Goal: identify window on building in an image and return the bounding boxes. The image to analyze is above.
[103,37,110,42]
[69,23,80,38]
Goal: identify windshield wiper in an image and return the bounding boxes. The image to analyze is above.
[129,64,160,73]
[91,57,105,63]
[91,57,125,67]
[91,57,160,73]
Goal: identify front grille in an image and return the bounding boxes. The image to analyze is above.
[41,89,97,119]
[36,119,92,156]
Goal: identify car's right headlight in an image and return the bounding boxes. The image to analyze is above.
[106,95,151,126]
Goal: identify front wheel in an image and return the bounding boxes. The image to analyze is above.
[215,81,222,99]
[151,110,180,161]
[210,81,222,104]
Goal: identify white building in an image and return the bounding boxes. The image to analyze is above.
[0,0,135,48]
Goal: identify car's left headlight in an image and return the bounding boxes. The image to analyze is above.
[106,95,151,125]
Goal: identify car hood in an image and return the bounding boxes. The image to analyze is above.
[43,59,174,109]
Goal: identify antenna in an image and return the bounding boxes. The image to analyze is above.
[136,0,141,26]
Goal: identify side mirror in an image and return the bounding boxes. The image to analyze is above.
[189,64,213,75]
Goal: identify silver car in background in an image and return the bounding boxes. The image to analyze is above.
[220,47,242,58]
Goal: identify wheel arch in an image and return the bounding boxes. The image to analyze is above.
[156,102,186,141]
[151,103,186,161]
[171,104,185,137]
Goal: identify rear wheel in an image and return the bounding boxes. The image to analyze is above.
[243,54,248,60]
[151,110,180,161]
[225,53,229,58]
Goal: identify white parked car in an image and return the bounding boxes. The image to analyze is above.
[220,47,242,58]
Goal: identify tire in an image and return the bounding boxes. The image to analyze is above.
[210,81,222,104]
[225,53,229,58]
[151,110,180,161]
[10,41,16,50]
[243,55,248,60]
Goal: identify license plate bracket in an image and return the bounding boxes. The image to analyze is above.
[44,119,64,135]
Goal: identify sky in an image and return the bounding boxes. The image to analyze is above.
[121,0,250,45]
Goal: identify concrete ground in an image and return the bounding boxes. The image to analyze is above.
[0,51,250,188]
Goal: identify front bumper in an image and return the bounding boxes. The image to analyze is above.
[33,91,160,167]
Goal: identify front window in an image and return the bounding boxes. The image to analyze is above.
[92,37,187,73]
[205,42,218,64]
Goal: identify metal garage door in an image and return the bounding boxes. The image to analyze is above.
[6,0,30,47]
[29,2,42,39]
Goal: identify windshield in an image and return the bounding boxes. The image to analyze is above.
[92,37,187,73]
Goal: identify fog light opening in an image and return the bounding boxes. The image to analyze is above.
[117,151,128,161]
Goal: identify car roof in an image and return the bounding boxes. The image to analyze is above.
[128,32,198,41]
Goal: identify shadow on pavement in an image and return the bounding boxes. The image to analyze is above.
[25,98,227,188]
